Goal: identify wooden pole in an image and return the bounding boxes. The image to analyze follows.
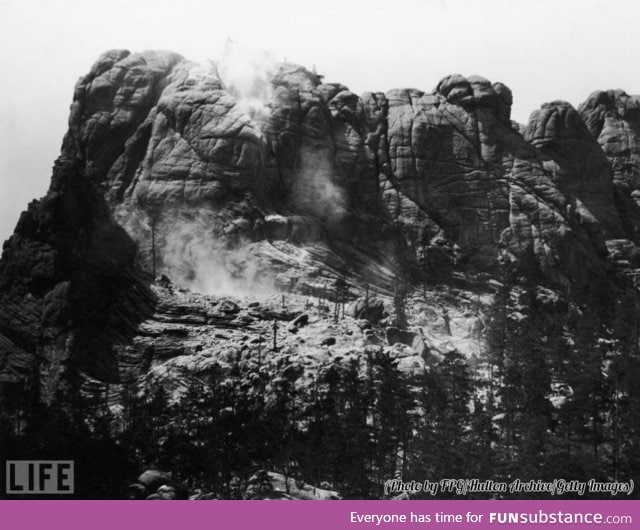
[272,319,278,350]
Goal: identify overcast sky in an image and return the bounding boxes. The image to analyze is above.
[1,0,639,243]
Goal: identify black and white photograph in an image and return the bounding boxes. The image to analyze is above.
[1,0,639,503]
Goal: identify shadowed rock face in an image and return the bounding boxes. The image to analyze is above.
[579,90,640,246]
[1,49,640,387]
[0,154,155,395]
[526,101,624,242]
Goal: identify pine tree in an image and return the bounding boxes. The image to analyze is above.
[370,352,415,497]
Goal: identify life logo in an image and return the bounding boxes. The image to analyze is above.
[5,461,74,494]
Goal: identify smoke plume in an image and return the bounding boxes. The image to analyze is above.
[217,39,277,122]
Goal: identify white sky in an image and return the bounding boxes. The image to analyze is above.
[1,0,639,244]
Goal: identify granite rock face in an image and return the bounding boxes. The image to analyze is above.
[365,76,624,282]
[2,49,640,389]
[579,90,640,253]
[69,52,640,280]
[67,51,640,283]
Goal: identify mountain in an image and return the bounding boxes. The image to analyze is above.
[1,50,639,499]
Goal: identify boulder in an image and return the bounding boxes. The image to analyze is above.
[363,329,381,345]
[218,300,240,315]
[411,333,429,358]
[289,313,309,330]
[385,327,416,347]
[137,469,172,492]
[244,470,340,500]
[397,355,426,376]
[388,343,417,358]
[351,298,385,324]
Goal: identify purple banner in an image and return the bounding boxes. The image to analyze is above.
[0,500,637,529]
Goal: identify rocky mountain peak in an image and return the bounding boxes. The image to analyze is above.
[2,48,640,389]
[434,73,513,123]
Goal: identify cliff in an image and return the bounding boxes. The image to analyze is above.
[2,51,640,386]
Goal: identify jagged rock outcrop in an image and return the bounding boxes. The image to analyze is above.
[579,90,640,254]
[526,101,633,262]
[66,51,640,283]
[0,155,154,394]
[1,49,640,391]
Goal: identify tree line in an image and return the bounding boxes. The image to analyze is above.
[1,273,639,499]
